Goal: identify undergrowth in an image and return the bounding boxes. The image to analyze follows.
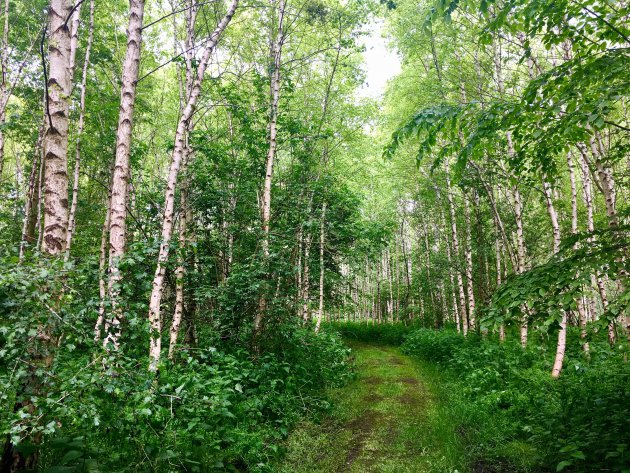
[333,322,629,472]
[401,328,630,473]
[322,321,420,345]
[3,325,352,472]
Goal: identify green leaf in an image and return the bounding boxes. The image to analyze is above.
[557,460,573,471]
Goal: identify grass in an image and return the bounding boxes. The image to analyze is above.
[275,341,467,472]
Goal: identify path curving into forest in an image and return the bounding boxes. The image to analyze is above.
[278,342,462,472]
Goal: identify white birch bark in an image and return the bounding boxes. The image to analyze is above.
[65,0,95,259]
[464,195,475,331]
[386,248,394,321]
[42,0,73,255]
[95,176,113,342]
[254,0,286,334]
[512,186,529,347]
[315,202,326,333]
[148,0,238,370]
[19,121,45,260]
[567,151,590,352]
[103,0,146,349]
[0,0,9,181]
[496,238,505,341]
[168,2,197,358]
[260,0,286,258]
[302,235,311,321]
[542,177,567,377]
[576,144,615,343]
[444,159,468,334]
[169,180,188,359]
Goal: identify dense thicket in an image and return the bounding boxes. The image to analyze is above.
[0,0,628,470]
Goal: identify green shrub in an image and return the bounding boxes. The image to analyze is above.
[401,328,630,472]
[20,327,352,472]
[0,256,353,472]
[323,321,419,345]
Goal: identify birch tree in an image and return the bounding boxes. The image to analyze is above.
[147,0,239,371]
[101,0,145,348]
[41,0,73,255]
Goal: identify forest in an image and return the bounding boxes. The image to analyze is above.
[0,0,628,471]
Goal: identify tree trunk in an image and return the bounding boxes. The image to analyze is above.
[576,145,613,341]
[19,121,45,260]
[464,194,475,331]
[42,0,73,255]
[542,175,567,377]
[512,186,529,347]
[254,0,287,334]
[302,234,311,321]
[386,248,394,322]
[0,0,9,182]
[444,159,468,334]
[95,168,113,341]
[168,1,197,359]
[148,0,238,371]
[65,0,95,259]
[567,151,590,353]
[169,181,188,359]
[437,190,460,331]
[103,0,146,350]
[315,202,326,333]
[496,238,505,341]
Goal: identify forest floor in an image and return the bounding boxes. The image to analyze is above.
[276,341,465,472]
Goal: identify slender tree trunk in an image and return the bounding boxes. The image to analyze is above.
[0,0,9,182]
[19,121,45,260]
[437,191,460,331]
[68,0,81,75]
[302,235,311,321]
[315,202,326,333]
[95,170,113,341]
[42,0,73,255]
[387,248,394,322]
[169,176,188,358]
[421,221,435,326]
[589,136,617,228]
[260,0,286,258]
[576,145,612,339]
[66,0,95,259]
[376,262,382,324]
[512,185,529,347]
[148,0,238,371]
[464,194,475,331]
[589,135,627,344]
[395,236,400,320]
[567,151,590,353]
[168,1,196,359]
[297,227,303,308]
[542,176,567,377]
[35,140,45,250]
[445,159,468,334]
[469,161,516,269]
[496,238,505,341]
[255,0,286,335]
[103,0,146,349]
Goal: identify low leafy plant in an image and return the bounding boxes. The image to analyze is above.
[0,255,353,472]
[323,321,419,345]
[401,328,630,472]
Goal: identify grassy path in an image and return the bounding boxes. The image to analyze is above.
[277,342,465,472]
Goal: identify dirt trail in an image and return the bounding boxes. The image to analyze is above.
[277,342,450,473]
